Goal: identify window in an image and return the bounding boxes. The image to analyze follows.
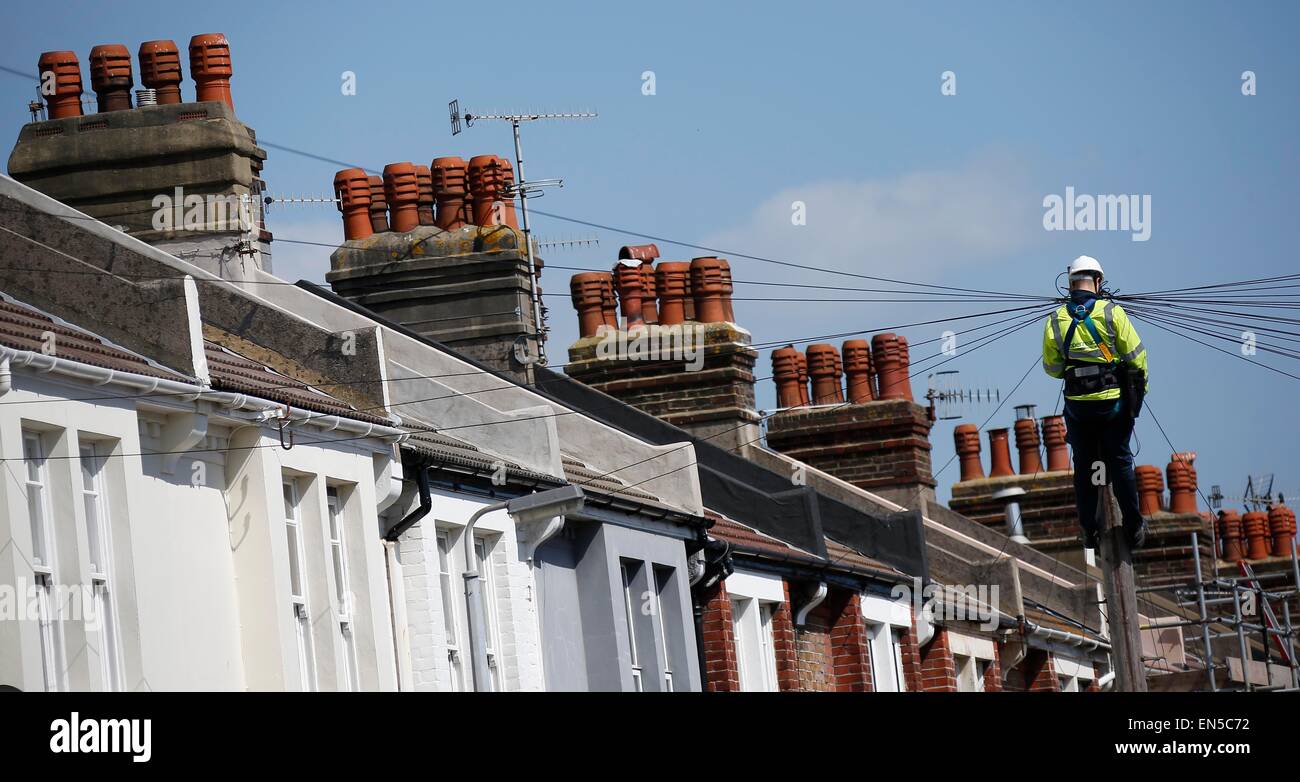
[436,530,464,691]
[326,488,359,691]
[866,623,908,692]
[955,654,986,692]
[474,536,502,691]
[283,480,317,691]
[24,431,66,692]
[80,442,122,691]
[653,567,678,692]
[620,561,644,692]
[732,596,779,692]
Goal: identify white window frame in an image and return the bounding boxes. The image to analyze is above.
[474,535,502,691]
[79,441,123,692]
[620,561,644,692]
[24,430,66,692]
[861,593,912,693]
[435,529,464,691]
[283,479,317,692]
[326,487,359,692]
[955,654,986,692]
[653,567,675,692]
[731,595,780,692]
[1053,656,1094,692]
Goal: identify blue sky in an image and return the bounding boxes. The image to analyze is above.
[2,1,1297,506]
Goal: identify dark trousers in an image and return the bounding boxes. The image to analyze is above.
[1064,399,1144,535]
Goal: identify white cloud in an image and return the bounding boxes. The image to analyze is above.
[702,153,1040,285]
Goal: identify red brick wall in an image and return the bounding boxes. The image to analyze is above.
[917,627,958,692]
[698,580,740,692]
[983,641,1003,692]
[772,581,800,691]
[829,591,872,691]
[1024,649,1061,692]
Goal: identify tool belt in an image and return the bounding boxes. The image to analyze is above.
[1063,362,1123,397]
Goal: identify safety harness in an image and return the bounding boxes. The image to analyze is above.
[1062,299,1122,397]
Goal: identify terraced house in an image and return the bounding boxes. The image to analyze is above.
[0,30,1205,693]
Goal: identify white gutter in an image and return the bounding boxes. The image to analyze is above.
[1023,618,1109,652]
[0,345,409,443]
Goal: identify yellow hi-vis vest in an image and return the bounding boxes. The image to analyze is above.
[1041,299,1149,401]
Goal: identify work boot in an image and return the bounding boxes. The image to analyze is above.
[1125,520,1149,550]
[1082,526,1102,550]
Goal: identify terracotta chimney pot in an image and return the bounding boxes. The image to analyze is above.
[138,40,183,104]
[367,175,389,233]
[414,165,435,226]
[1268,503,1296,558]
[383,163,421,233]
[1135,465,1164,517]
[690,257,727,323]
[1218,510,1244,561]
[655,262,691,326]
[614,261,645,329]
[987,428,1014,478]
[430,156,469,230]
[772,346,804,409]
[795,352,810,406]
[570,273,608,338]
[1243,511,1272,561]
[638,262,658,324]
[89,44,134,112]
[333,168,373,241]
[1166,455,1198,514]
[37,51,83,119]
[188,33,233,108]
[718,258,735,323]
[954,423,984,482]
[599,274,618,329]
[842,340,874,403]
[806,344,844,405]
[1040,415,1070,471]
[1013,419,1043,475]
[872,333,913,401]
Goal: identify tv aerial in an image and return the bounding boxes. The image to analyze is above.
[925,370,1002,421]
[448,99,598,366]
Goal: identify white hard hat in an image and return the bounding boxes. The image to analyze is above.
[1067,255,1104,281]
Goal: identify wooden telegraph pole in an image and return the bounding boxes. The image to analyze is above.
[1097,485,1148,691]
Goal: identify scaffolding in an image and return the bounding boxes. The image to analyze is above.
[1136,531,1300,692]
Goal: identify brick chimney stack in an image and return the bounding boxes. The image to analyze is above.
[565,251,759,450]
[765,338,936,509]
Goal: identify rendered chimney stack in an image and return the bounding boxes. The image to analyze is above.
[806,344,845,405]
[1243,511,1271,560]
[188,33,233,108]
[333,168,374,241]
[987,428,1014,478]
[570,272,608,338]
[1218,510,1244,561]
[1268,503,1296,557]
[138,40,183,105]
[37,51,84,119]
[1013,419,1043,475]
[89,44,134,112]
[954,423,985,481]
[1040,415,1069,471]
[414,165,435,226]
[382,163,421,233]
[430,156,469,230]
[367,175,389,233]
[655,262,691,326]
[1135,465,1164,516]
[872,333,913,401]
[614,261,645,328]
[1166,453,1198,514]
[772,346,804,409]
[690,257,728,323]
[842,340,874,403]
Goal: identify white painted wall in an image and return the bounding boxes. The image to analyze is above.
[0,369,399,691]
